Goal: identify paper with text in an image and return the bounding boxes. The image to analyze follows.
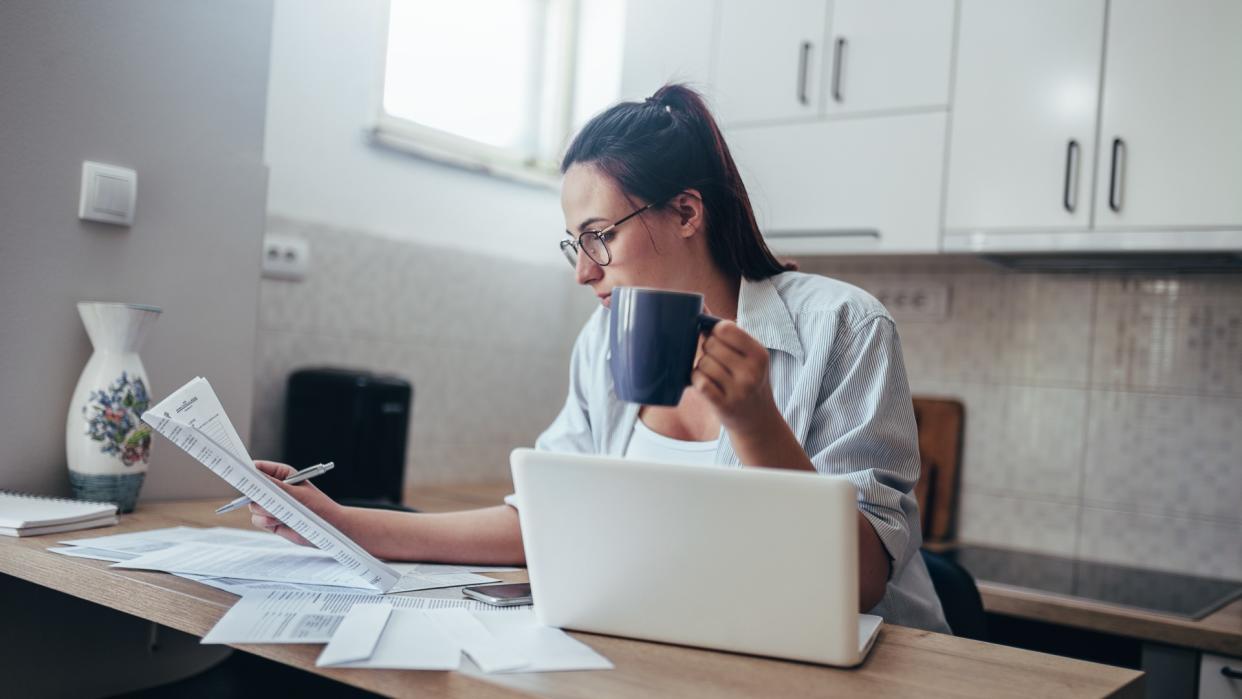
[202,590,530,644]
[62,526,294,558]
[142,377,402,591]
[55,525,497,594]
[113,542,376,588]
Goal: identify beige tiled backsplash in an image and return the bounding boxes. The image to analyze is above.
[252,225,1242,581]
[807,259,1242,581]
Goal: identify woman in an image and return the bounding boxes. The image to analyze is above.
[252,84,949,633]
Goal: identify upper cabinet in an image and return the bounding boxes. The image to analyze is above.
[821,0,956,116]
[712,0,956,126]
[945,0,1242,250]
[1093,0,1242,230]
[621,0,1242,256]
[711,0,956,253]
[944,0,1106,232]
[712,0,829,124]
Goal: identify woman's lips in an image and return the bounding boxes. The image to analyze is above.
[598,293,611,308]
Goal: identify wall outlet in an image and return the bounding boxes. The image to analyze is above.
[871,281,950,321]
[261,235,310,281]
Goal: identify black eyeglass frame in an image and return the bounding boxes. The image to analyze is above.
[560,201,658,267]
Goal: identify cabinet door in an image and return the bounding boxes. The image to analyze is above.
[1199,653,1242,699]
[727,112,947,254]
[1093,0,1242,230]
[944,0,1106,232]
[620,0,717,101]
[823,0,955,116]
[712,0,829,125]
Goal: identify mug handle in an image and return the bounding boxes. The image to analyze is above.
[697,313,722,335]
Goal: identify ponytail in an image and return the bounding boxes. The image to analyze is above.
[561,84,786,281]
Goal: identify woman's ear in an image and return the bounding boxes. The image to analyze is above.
[671,189,705,239]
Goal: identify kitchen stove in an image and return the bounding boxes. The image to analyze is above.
[944,545,1242,619]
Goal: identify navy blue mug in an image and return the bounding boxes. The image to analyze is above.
[609,287,721,406]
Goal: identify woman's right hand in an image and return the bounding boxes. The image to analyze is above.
[248,460,343,547]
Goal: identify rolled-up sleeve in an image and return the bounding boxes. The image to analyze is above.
[803,315,922,575]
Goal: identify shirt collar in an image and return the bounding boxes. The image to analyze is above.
[735,275,804,362]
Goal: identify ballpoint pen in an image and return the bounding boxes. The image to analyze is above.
[215,462,335,514]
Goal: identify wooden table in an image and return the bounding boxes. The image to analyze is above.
[0,491,1145,698]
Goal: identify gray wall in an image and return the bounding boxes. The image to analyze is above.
[0,0,273,501]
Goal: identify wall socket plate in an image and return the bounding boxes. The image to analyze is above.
[261,235,310,281]
[871,281,950,321]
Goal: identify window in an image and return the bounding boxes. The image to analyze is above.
[374,0,625,184]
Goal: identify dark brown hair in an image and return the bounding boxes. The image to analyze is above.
[561,83,786,281]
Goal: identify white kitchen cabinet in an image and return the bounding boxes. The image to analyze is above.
[822,0,956,116]
[619,0,717,101]
[728,112,947,254]
[713,0,956,126]
[945,0,1242,251]
[944,0,1106,233]
[1092,0,1242,230]
[1199,653,1242,699]
[711,0,829,125]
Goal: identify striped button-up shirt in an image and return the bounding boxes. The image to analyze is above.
[535,271,950,633]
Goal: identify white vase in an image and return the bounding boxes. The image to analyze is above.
[66,302,162,512]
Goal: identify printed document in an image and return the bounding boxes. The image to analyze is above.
[53,525,499,594]
[143,378,402,591]
[113,542,376,588]
[202,590,530,644]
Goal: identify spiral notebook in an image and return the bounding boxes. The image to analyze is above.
[0,491,118,537]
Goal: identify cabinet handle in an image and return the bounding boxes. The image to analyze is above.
[832,37,847,103]
[1063,140,1080,212]
[1108,137,1126,212]
[1223,666,1242,680]
[797,41,812,105]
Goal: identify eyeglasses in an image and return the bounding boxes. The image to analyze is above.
[560,202,657,268]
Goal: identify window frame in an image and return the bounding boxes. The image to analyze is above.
[370,0,583,188]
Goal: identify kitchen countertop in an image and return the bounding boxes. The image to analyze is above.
[970,565,1242,657]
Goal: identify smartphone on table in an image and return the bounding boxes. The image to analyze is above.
[461,582,532,606]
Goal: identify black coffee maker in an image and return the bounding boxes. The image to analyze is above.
[282,368,415,511]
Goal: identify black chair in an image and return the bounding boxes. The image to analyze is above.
[920,549,988,641]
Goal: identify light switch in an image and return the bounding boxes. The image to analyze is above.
[79,161,136,226]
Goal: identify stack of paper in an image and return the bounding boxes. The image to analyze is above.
[319,605,613,673]
[49,526,505,596]
[203,590,611,673]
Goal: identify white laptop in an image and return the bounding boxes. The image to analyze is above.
[509,448,883,667]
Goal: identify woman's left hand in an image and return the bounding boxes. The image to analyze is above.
[691,320,779,433]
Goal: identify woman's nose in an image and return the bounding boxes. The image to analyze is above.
[574,248,601,285]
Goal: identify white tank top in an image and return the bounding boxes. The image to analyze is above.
[624,418,721,467]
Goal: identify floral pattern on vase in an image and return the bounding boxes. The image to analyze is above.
[82,371,152,467]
